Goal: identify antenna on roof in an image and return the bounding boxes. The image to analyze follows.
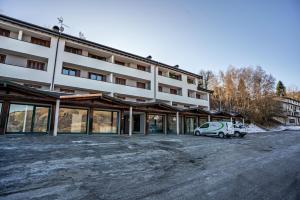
[57,17,69,33]
[146,55,152,59]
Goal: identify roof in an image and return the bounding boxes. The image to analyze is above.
[132,101,181,111]
[182,107,211,115]
[0,14,204,80]
[0,80,60,99]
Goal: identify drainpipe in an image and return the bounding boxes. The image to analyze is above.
[176,112,180,135]
[129,106,133,136]
[50,33,61,91]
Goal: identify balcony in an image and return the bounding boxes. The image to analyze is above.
[0,62,52,83]
[62,52,153,81]
[54,74,154,99]
[0,36,52,58]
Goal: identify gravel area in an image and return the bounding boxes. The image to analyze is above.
[0,131,300,200]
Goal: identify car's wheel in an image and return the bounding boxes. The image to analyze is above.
[218,132,225,138]
[195,131,201,136]
[234,131,240,137]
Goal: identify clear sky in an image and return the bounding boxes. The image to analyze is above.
[1,0,299,87]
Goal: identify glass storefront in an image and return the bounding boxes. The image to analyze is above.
[199,118,208,126]
[185,117,197,134]
[148,114,165,134]
[167,115,177,134]
[92,110,118,134]
[6,104,50,133]
[58,108,88,133]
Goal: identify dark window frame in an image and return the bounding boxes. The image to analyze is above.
[89,72,106,82]
[31,37,50,47]
[136,82,146,89]
[62,67,80,77]
[27,60,46,71]
[115,77,126,85]
[0,54,6,64]
[0,27,10,37]
[65,46,82,55]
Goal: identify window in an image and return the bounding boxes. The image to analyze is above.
[158,70,163,76]
[6,104,50,133]
[136,99,146,102]
[60,88,75,94]
[187,78,194,84]
[27,60,46,71]
[289,119,295,124]
[188,91,193,97]
[137,82,146,89]
[196,93,201,99]
[137,65,146,71]
[116,77,126,85]
[172,102,178,106]
[170,88,177,95]
[89,72,106,82]
[92,110,118,134]
[0,54,6,64]
[88,53,106,61]
[31,37,50,47]
[0,27,10,37]
[58,108,88,133]
[158,86,162,92]
[200,123,209,128]
[115,95,126,100]
[65,46,82,55]
[148,115,165,133]
[184,105,190,108]
[115,60,125,66]
[169,72,181,80]
[62,67,80,77]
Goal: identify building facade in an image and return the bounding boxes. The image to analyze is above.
[275,97,300,126]
[0,15,240,136]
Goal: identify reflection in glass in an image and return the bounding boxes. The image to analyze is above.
[7,104,33,132]
[6,104,50,133]
[58,108,87,133]
[33,107,50,132]
[148,115,164,133]
[93,110,118,133]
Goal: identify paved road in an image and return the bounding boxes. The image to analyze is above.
[0,131,300,200]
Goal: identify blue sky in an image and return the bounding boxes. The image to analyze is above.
[1,0,299,87]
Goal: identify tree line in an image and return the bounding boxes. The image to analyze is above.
[200,66,287,125]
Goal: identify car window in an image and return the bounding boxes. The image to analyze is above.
[200,123,209,128]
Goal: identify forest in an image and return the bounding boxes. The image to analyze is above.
[200,66,300,125]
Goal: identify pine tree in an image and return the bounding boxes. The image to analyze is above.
[276,81,286,97]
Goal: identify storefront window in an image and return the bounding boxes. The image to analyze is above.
[6,104,49,133]
[148,114,165,133]
[58,108,88,133]
[167,115,177,134]
[92,110,118,133]
[199,118,208,126]
[185,117,196,134]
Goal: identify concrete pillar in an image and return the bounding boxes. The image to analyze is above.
[230,117,233,123]
[176,112,180,135]
[109,73,113,83]
[53,99,60,136]
[208,115,211,122]
[18,30,23,40]
[242,118,245,125]
[108,55,115,63]
[22,105,28,132]
[129,106,133,136]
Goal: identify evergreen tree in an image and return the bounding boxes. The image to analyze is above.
[276,81,286,97]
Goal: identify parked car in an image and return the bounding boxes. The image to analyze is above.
[233,123,247,137]
[194,121,234,138]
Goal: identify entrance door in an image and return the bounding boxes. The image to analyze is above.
[124,114,142,134]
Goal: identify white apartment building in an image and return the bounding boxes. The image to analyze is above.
[0,15,219,136]
[0,14,210,110]
[275,97,300,126]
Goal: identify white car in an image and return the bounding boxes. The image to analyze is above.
[194,121,234,138]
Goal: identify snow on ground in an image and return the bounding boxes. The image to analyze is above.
[246,124,266,133]
[271,125,300,131]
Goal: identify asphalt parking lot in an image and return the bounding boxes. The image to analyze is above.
[0,131,300,200]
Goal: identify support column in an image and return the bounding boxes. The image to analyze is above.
[242,118,245,125]
[129,106,133,136]
[230,117,233,123]
[53,99,60,136]
[176,112,180,135]
[145,112,148,135]
[88,107,94,135]
[120,110,124,134]
[18,30,23,40]
[0,101,9,135]
[208,115,211,122]
[109,73,113,83]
